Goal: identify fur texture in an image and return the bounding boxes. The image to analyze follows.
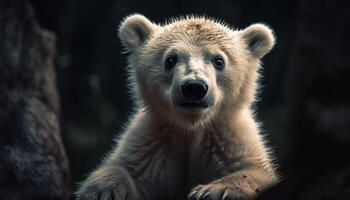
[77,14,278,200]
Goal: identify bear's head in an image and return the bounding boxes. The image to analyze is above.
[119,14,275,128]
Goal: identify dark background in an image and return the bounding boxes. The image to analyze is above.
[28,0,350,198]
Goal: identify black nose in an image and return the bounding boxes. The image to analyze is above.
[181,80,208,100]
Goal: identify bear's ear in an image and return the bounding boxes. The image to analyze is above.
[240,24,275,58]
[118,14,157,52]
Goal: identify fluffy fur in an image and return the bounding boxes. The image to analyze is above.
[77,14,278,200]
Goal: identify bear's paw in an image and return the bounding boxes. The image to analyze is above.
[188,182,256,200]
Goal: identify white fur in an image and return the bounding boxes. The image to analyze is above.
[77,14,278,200]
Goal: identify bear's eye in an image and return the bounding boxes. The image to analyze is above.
[212,56,225,70]
[164,55,178,70]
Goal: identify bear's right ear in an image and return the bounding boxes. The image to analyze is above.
[118,14,157,52]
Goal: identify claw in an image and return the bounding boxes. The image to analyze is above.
[221,189,228,200]
[197,188,210,199]
[201,191,210,199]
[188,190,198,200]
[197,192,205,199]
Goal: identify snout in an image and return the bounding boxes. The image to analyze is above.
[181,80,208,100]
[174,79,212,110]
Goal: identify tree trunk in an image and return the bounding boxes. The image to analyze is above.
[0,1,70,199]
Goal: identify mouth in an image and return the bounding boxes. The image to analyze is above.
[179,101,209,109]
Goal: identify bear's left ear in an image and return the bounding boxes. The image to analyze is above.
[240,24,275,58]
[118,14,157,52]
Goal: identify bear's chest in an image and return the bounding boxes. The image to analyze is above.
[186,131,237,187]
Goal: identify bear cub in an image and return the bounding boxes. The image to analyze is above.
[77,14,278,200]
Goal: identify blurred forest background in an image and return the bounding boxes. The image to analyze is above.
[1,0,350,199]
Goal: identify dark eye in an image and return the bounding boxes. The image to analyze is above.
[164,55,178,70]
[212,56,225,70]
